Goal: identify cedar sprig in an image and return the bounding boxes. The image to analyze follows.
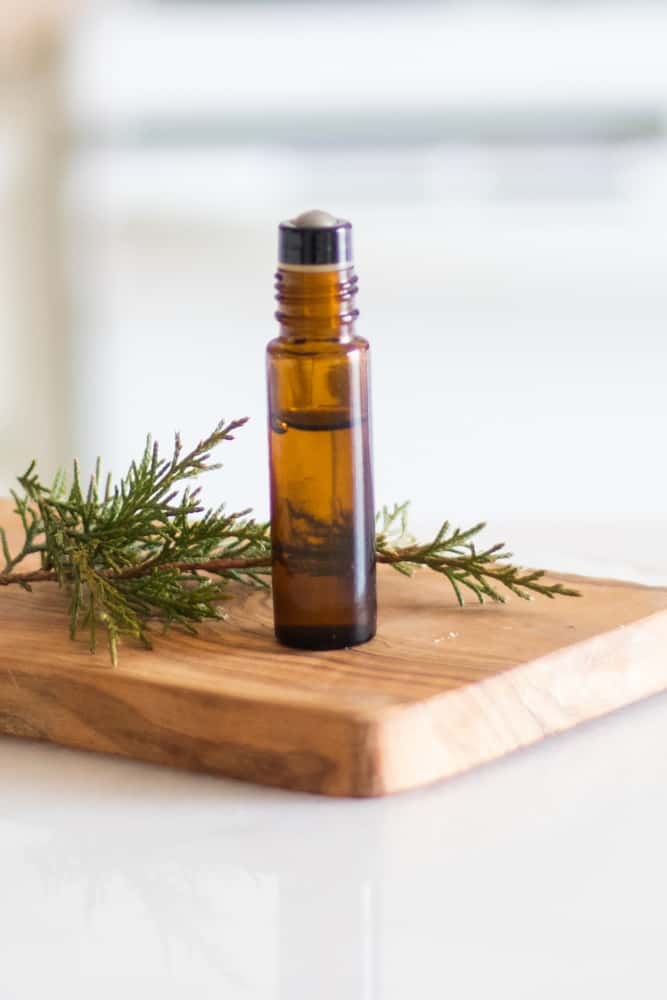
[375,501,579,604]
[0,419,579,664]
[0,419,272,664]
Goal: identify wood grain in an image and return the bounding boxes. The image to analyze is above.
[1,499,667,796]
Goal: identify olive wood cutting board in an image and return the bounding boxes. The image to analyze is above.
[1,499,667,797]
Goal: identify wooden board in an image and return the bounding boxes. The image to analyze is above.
[1,499,667,797]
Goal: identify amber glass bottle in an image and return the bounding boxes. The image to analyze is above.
[266,210,376,650]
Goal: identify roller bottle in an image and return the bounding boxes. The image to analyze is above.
[266,210,376,649]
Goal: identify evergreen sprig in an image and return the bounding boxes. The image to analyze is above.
[375,502,578,603]
[0,419,271,664]
[0,418,579,663]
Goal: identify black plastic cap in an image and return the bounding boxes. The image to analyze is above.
[278,209,353,267]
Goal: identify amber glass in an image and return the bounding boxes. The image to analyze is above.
[266,265,376,649]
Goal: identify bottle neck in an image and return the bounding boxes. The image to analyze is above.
[274,266,358,341]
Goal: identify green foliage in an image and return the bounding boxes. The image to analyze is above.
[0,418,579,664]
[376,503,579,604]
[0,419,271,665]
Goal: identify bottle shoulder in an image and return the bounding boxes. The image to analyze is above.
[266,335,370,359]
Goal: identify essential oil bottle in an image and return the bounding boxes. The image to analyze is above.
[266,209,376,650]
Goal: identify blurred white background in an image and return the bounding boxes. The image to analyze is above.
[1,0,666,566]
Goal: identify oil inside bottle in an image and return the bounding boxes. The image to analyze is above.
[269,404,375,649]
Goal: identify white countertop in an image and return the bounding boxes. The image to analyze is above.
[2,521,667,999]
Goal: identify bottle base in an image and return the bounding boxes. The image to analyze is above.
[274,623,376,651]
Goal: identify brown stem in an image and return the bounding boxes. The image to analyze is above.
[0,551,406,588]
[0,550,493,587]
[0,567,57,586]
[0,555,273,587]
[0,551,579,598]
[115,555,272,580]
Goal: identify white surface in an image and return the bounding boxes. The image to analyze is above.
[2,526,667,998]
[67,2,667,125]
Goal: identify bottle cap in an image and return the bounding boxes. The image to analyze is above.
[278,209,353,267]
